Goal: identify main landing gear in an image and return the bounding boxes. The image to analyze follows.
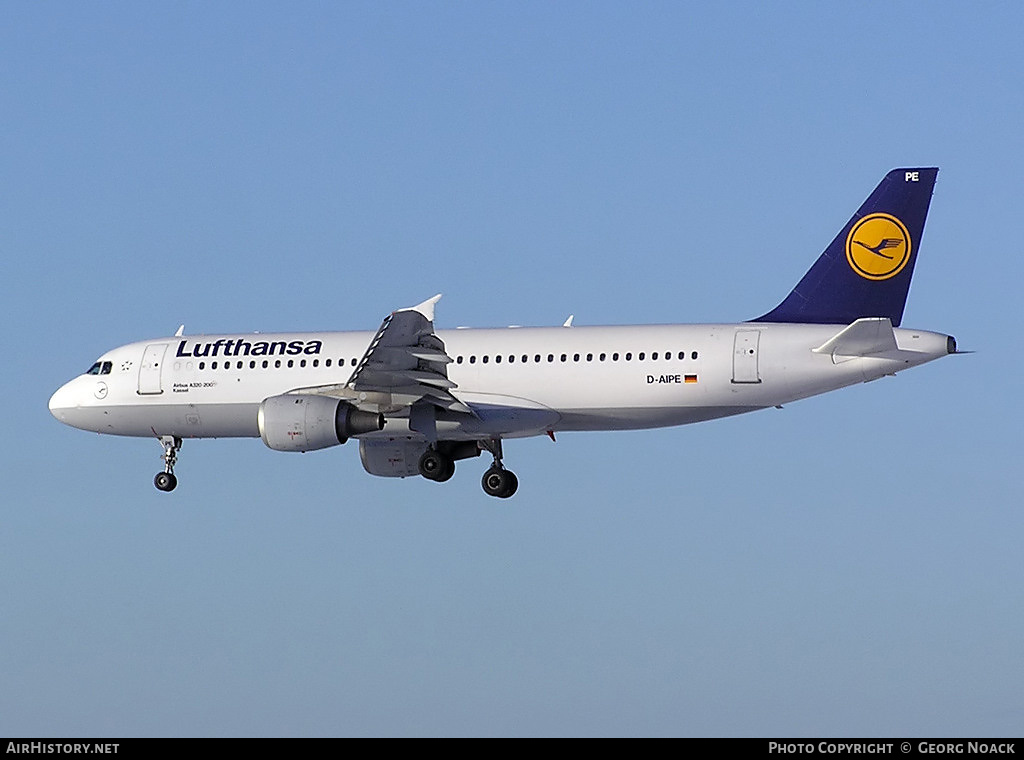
[480,438,517,499]
[418,440,480,486]
[417,438,519,498]
[154,435,181,492]
[418,447,456,483]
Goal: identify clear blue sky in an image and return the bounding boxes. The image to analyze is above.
[3,1,1020,737]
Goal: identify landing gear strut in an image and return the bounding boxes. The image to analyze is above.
[480,438,517,499]
[154,435,181,492]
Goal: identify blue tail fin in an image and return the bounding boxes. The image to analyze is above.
[753,168,938,327]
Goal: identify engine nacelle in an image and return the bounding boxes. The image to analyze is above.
[258,394,384,452]
[359,438,430,477]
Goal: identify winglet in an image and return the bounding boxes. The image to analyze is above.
[404,294,442,322]
[174,325,185,337]
[562,315,574,327]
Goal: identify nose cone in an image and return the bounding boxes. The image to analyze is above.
[49,381,77,423]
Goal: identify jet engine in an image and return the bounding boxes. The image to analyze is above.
[258,394,384,452]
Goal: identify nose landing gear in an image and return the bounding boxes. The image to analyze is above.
[154,435,181,492]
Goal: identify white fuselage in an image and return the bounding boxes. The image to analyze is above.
[48,322,951,441]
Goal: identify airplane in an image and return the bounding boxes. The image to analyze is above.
[49,167,958,499]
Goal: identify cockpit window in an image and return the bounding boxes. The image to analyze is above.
[85,361,112,376]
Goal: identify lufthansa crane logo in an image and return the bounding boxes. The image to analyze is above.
[845,213,911,280]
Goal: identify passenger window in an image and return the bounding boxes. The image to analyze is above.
[639,352,646,360]
[573,353,580,362]
[275,360,281,368]
[250,361,256,369]
[456,356,463,364]
[262,360,269,369]
[469,356,476,364]
[692,351,698,359]
[586,353,593,361]
[482,355,489,364]
[625,353,632,361]
[612,353,619,361]
[199,362,205,370]
[560,354,566,362]
[599,353,606,361]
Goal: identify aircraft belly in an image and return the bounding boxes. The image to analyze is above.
[555,405,761,431]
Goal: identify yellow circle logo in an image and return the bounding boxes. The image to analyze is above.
[846,213,911,280]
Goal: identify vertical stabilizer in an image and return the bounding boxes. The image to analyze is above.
[753,168,938,326]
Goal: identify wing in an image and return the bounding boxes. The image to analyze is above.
[294,295,474,419]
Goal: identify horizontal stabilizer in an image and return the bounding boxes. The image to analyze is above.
[812,318,897,358]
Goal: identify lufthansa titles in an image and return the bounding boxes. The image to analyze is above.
[175,338,323,359]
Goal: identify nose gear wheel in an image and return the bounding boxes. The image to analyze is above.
[154,435,181,492]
